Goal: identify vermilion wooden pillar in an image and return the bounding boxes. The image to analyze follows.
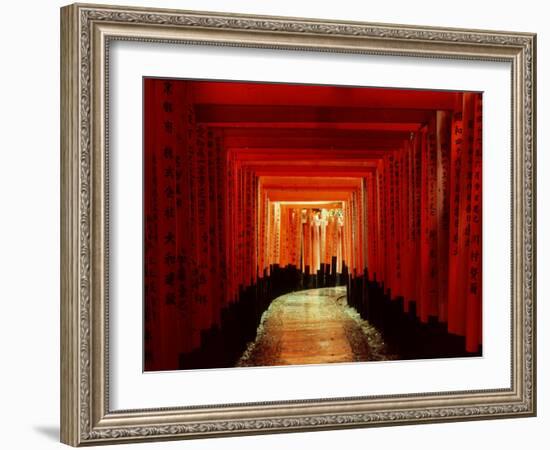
[145,78,484,370]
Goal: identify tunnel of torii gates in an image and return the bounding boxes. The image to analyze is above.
[143,78,482,371]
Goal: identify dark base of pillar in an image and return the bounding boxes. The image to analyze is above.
[178,264,346,370]
[179,281,266,370]
[346,273,482,359]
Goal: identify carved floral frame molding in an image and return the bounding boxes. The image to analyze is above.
[60,3,536,446]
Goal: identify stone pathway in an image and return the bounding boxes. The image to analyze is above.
[237,287,395,367]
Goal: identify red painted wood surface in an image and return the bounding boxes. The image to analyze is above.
[143,78,483,370]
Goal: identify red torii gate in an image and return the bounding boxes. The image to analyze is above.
[143,78,482,371]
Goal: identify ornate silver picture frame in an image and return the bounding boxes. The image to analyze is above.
[60,3,536,446]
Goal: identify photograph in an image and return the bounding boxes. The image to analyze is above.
[57,2,537,446]
[143,79,483,372]
[0,0,544,448]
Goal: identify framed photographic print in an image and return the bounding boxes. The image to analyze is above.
[60,3,537,446]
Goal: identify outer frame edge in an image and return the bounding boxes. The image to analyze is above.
[60,2,536,445]
[61,3,81,447]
